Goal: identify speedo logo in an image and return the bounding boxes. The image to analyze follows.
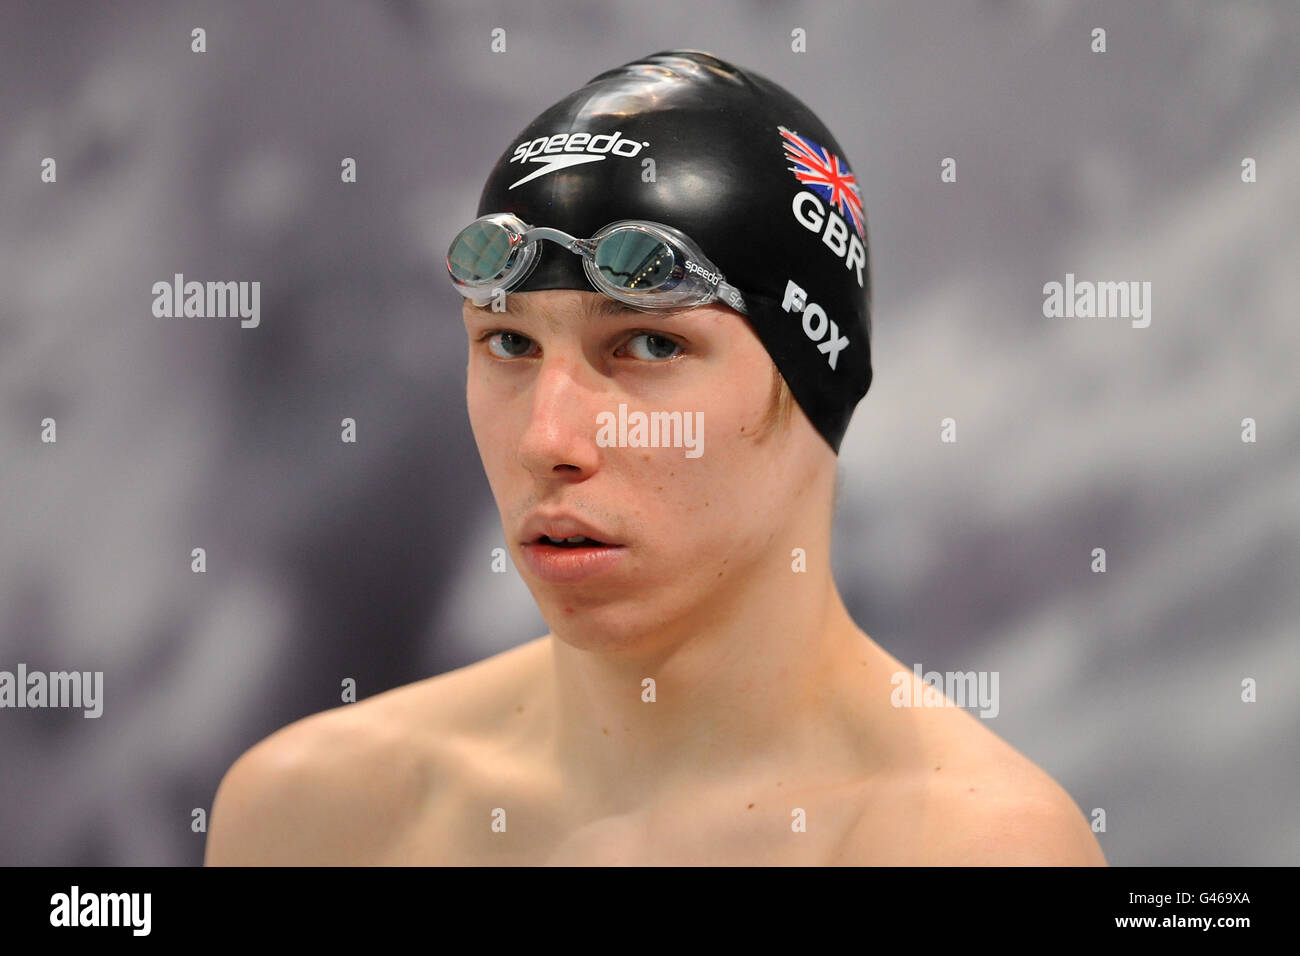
[507,130,649,189]
[683,260,722,285]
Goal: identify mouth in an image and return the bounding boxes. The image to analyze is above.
[529,534,622,549]
[519,533,628,583]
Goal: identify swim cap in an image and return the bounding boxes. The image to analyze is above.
[471,49,873,454]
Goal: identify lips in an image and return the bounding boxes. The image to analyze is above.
[518,515,628,583]
[519,513,623,548]
[519,542,626,583]
[536,534,612,548]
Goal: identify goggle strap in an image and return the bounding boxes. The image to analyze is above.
[715,280,749,315]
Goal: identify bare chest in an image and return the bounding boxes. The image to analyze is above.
[373,772,933,866]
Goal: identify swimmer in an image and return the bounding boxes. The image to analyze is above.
[205,50,1105,866]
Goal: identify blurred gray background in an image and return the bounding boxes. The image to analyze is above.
[1,0,1297,866]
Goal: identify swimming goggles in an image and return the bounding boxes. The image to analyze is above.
[446,212,748,315]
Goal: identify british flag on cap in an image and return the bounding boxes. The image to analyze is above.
[779,125,865,239]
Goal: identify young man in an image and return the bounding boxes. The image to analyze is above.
[206,50,1105,866]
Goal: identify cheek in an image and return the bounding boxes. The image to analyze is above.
[467,372,503,427]
[464,383,485,442]
[466,381,508,463]
[636,447,772,542]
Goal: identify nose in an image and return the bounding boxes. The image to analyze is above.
[516,352,605,479]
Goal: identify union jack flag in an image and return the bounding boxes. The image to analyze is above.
[779,125,864,239]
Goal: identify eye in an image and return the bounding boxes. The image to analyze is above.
[475,329,685,363]
[480,331,537,359]
[621,331,683,361]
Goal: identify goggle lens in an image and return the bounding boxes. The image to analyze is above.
[592,229,677,292]
[448,220,515,284]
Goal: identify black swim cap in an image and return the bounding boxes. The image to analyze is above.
[471,49,873,454]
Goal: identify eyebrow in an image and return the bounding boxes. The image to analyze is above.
[534,299,649,319]
[468,298,676,325]
[588,300,645,317]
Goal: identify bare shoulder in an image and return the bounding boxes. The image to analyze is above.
[919,752,1107,866]
[204,635,550,865]
[840,710,1107,866]
[203,700,418,865]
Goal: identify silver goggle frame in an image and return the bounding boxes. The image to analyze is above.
[447,212,748,315]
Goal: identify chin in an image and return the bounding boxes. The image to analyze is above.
[541,599,682,657]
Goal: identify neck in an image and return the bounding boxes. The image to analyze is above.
[537,553,878,812]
